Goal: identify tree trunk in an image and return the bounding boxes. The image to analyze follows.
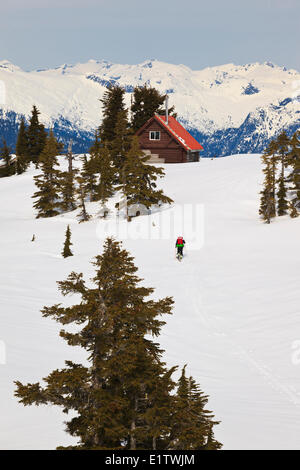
[130,397,138,450]
[68,140,73,173]
[130,420,136,450]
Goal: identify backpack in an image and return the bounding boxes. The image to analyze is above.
[177,237,184,245]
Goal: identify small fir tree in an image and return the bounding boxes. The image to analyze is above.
[169,366,222,450]
[289,200,299,218]
[76,175,91,223]
[0,139,15,177]
[203,425,223,450]
[62,225,73,258]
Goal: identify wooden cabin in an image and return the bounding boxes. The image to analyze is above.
[136,114,203,163]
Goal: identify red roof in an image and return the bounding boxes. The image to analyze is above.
[155,115,203,151]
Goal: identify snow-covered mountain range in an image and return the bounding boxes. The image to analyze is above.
[0,59,299,155]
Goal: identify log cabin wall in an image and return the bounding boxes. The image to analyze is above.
[137,119,187,163]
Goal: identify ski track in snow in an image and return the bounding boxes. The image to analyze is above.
[1,154,300,449]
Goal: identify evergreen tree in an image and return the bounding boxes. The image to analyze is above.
[99,86,126,142]
[276,131,290,179]
[76,175,91,223]
[266,140,279,203]
[277,174,288,216]
[0,139,15,177]
[168,366,222,450]
[118,136,173,217]
[89,130,101,155]
[110,110,132,170]
[59,170,78,212]
[14,238,179,449]
[93,144,116,206]
[14,239,221,450]
[203,425,223,450]
[27,105,47,166]
[32,130,61,218]
[143,367,177,450]
[66,140,74,173]
[289,200,299,218]
[274,132,290,216]
[15,117,29,174]
[80,154,98,202]
[288,131,300,204]
[62,225,73,258]
[259,152,276,223]
[131,85,176,132]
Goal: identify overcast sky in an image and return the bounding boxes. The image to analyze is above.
[1,0,299,71]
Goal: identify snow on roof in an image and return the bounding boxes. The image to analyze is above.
[155,115,203,151]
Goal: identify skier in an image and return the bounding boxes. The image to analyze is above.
[175,236,185,259]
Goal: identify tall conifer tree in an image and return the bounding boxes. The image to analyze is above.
[93,144,116,206]
[15,239,221,450]
[276,131,290,179]
[131,85,176,132]
[80,154,98,202]
[274,131,289,217]
[110,110,132,170]
[15,117,29,174]
[32,130,61,218]
[27,105,47,166]
[277,174,288,216]
[59,170,78,212]
[259,152,276,223]
[118,136,173,216]
[99,86,126,142]
[289,131,300,205]
[14,239,173,449]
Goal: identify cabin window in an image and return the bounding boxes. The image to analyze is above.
[149,131,160,140]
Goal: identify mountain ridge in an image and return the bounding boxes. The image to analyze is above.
[0,59,299,155]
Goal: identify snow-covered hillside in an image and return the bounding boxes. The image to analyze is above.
[0,59,299,155]
[1,155,300,449]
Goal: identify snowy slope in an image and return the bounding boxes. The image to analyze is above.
[1,156,300,449]
[0,59,299,154]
